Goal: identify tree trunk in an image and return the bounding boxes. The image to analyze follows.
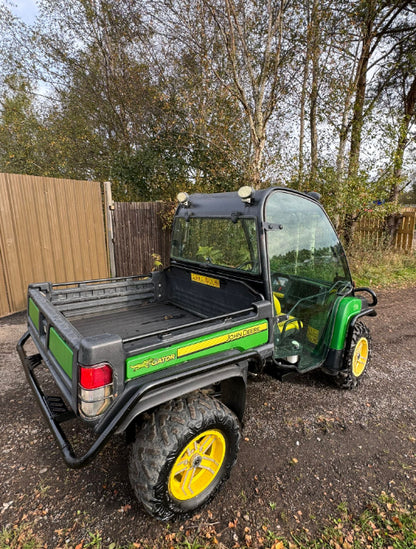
[309,0,320,185]
[347,21,373,180]
[298,59,308,187]
[310,57,319,182]
[251,128,266,189]
[390,74,416,202]
[298,0,316,189]
[384,74,416,242]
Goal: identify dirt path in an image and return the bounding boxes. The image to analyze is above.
[1,287,415,547]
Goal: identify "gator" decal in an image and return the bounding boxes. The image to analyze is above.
[130,353,177,371]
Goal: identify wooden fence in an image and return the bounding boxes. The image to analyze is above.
[0,174,109,317]
[355,209,415,251]
[111,201,171,276]
[396,209,416,250]
[2,175,414,317]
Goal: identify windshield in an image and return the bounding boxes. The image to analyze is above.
[171,217,260,274]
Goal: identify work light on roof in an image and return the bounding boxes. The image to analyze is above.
[177,192,190,206]
[238,186,254,203]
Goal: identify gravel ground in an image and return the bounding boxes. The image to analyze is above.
[1,287,415,547]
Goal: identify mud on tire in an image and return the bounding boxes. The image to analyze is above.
[128,392,241,521]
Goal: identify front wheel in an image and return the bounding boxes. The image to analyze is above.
[128,392,240,520]
[335,321,371,389]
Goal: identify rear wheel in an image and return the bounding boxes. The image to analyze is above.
[128,392,240,520]
[335,321,371,389]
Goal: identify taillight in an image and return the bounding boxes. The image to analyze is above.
[78,363,113,418]
[79,364,112,389]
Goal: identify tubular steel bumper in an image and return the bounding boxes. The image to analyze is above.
[17,331,114,469]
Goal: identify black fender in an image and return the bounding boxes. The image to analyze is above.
[323,308,376,374]
[115,360,249,435]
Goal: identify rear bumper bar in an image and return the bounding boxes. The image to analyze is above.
[17,331,116,469]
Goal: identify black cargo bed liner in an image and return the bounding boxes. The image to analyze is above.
[71,301,201,342]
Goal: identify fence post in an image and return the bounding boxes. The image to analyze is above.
[103,182,116,278]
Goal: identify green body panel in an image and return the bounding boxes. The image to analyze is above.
[126,319,269,380]
[49,327,73,379]
[28,298,40,331]
[328,296,362,350]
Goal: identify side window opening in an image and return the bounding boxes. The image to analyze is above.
[265,193,350,286]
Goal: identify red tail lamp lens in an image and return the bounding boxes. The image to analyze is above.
[79,364,113,390]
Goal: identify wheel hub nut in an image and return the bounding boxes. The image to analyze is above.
[191,455,202,467]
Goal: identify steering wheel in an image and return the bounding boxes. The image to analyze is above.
[327,279,353,295]
[236,260,258,271]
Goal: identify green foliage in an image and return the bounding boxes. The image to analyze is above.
[0,523,42,549]
[172,217,256,271]
[289,164,404,244]
[85,531,103,548]
[349,246,416,289]
[0,0,250,196]
[0,76,43,175]
[196,245,224,264]
[0,0,415,223]
[400,182,416,205]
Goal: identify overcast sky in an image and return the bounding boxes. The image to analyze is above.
[2,0,38,24]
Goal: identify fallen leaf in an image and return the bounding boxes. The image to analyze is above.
[392,516,403,528]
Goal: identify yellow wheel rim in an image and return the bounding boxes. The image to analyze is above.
[352,337,368,378]
[168,429,226,501]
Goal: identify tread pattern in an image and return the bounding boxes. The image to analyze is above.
[129,392,240,520]
[335,321,371,389]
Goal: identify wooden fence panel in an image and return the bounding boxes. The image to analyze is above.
[112,201,171,276]
[354,216,384,247]
[355,210,415,251]
[0,174,109,317]
[395,210,415,251]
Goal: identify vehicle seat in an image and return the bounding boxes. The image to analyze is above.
[273,293,303,334]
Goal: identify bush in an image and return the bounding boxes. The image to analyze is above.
[348,241,416,289]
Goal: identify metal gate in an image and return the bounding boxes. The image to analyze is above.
[0,174,109,317]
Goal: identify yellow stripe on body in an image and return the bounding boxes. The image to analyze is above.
[177,321,268,358]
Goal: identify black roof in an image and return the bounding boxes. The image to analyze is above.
[174,187,319,219]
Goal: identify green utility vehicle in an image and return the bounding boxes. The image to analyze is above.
[18,186,377,520]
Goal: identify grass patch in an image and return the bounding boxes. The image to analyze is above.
[290,492,416,548]
[0,523,43,549]
[348,245,416,289]
[4,493,415,549]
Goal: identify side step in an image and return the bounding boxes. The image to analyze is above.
[44,395,76,423]
[27,353,42,370]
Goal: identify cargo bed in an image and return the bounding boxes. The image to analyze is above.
[71,302,202,342]
[41,267,264,350]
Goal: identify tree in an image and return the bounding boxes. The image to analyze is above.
[385,37,416,204]
[153,0,297,188]
[316,0,415,241]
[1,0,416,230]
[205,0,296,187]
[0,76,43,175]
